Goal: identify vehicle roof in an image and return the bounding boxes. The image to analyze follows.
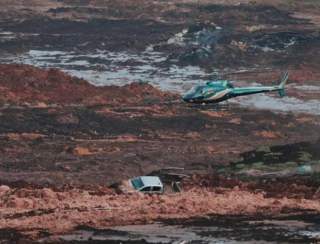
[139,176,163,187]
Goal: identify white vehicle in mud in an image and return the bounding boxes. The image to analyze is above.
[129,176,164,194]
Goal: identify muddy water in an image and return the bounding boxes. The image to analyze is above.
[0,48,216,93]
[1,18,320,115]
[2,47,320,116]
[58,214,320,243]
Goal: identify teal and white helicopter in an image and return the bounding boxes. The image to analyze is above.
[182,72,289,104]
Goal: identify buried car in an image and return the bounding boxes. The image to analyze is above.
[130,176,164,194]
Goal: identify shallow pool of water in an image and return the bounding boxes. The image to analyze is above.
[58,213,320,243]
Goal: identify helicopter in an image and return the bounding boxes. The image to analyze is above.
[182,71,289,104]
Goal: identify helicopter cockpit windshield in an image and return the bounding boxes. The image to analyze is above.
[184,85,217,101]
[201,86,216,95]
[189,85,202,94]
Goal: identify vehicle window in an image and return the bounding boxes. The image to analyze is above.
[140,187,151,192]
[131,178,144,190]
[152,186,161,192]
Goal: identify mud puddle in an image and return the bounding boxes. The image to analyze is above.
[57,213,320,243]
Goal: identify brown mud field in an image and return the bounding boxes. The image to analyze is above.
[0,65,320,243]
[0,0,320,243]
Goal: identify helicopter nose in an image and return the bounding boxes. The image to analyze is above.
[182,93,203,103]
[182,94,193,103]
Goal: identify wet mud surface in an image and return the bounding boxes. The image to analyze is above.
[0,65,319,186]
[1,181,320,243]
[0,64,319,242]
[1,0,320,91]
[0,0,320,242]
[59,212,320,243]
[1,0,320,119]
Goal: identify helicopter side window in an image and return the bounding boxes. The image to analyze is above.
[227,83,234,89]
[202,87,215,95]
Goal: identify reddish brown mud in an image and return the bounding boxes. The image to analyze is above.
[0,66,319,187]
[0,64,318,241]
[0,64,171,106]
[1,183,320,240]
[0,0,319,242]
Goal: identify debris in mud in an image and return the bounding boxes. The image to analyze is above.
[1,1,320,85]
[210,140,320,198]
[164,23,223,65]
[249,32,311,52]
[0,1,320,243]
[0,64,319,187]
[0,65,318,241]
[1,181,320,240]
